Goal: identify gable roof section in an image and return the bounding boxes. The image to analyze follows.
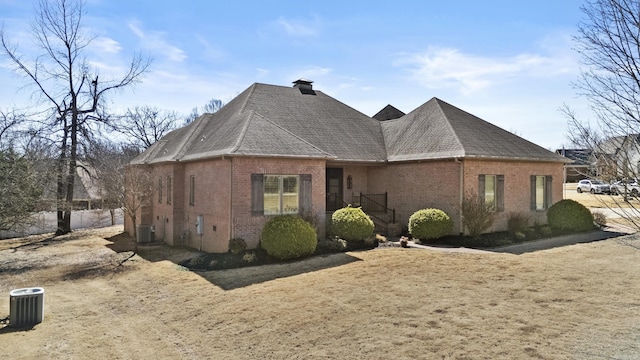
[237,83,387,162]
[373,104,406,121]
[383,98,567,163]
[130,126,189,164]
[595,134,640,156]
[555,149,590,165]
[133,83,387,164]
[181,111,333,160]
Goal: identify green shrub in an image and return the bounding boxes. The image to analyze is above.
[540,225,553,237]
[408,208,453,240]
[507,212,530,236]
[261,215,317,260]
[331,205,374,242]
[228,238,247,254]
[547,199,594,233]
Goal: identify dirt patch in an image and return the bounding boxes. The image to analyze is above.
[1,225,640,359]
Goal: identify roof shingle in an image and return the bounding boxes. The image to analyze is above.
[132,83,566,165]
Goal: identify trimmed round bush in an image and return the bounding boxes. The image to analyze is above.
[331,205,374,242]
[408,208,453,240]
[547,199,594,233]
[261,215,317,260]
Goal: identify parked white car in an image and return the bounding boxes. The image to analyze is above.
[611,179,640,196]
[577,179,611,194]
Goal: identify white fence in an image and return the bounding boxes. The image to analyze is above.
[0,209,124,239]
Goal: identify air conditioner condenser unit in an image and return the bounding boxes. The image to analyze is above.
[10,287,44,327]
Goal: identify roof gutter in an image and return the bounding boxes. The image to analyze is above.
[227,156,233,245]
[387,154,571,164]
[455,157,464,235]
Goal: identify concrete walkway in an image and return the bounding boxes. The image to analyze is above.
[399,226,635,255]
[490,228,631,255]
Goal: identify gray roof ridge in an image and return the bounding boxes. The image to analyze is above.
[229,110,257,154]
[431,97,467,156]
[432,97,567,162]
[174,114,215,160]
[238,83,259,113]
[242,110,334,158]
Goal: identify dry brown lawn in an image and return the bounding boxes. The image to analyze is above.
[2,224,640,359]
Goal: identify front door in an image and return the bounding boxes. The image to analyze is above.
[326,168,343,211]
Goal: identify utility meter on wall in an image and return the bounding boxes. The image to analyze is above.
[196,215,203,235]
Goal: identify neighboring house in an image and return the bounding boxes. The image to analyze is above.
[592,135,640,181]
[126,79,568,253]
[555,148,592,182]
[42,160,103,210]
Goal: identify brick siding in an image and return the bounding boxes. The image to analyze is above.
[231,157,326,249]
[127,156,564,252]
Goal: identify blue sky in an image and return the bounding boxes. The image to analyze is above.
[0,0,589,149]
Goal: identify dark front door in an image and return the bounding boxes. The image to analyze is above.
[326,168,343,211]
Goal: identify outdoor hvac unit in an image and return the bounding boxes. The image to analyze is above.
[10,287,44,327]
[136,224,155,243]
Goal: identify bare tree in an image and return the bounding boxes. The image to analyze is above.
[0,109,25,145]
[203,99,223,114]
[184,98,224,125]
[566,0,640,230]
[573,0,640,136]
[460,191,495,238]
[122,165,153,239]
[114,106,180,150]
[0,0,150,235]
[85,140,140,225]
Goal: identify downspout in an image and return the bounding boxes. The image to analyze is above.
[455,158,464,235]
[228,156,233,243]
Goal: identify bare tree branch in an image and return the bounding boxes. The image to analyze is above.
[113,106,180,150]
[566,0,640,231]
[0,0,151,235]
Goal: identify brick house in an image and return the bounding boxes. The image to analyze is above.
[125,79,568,253]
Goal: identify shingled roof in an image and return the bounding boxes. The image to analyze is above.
[373,104,405,121]
[382,98,567,163]
[132,82,566,165]
[132,83,387,164]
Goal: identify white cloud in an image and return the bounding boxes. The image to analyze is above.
[293,66,332,80]
[128,22,187,63]
[396,45,577,95]
[195,35,226,61]
[90,37,122,54]
[256,68,270,78]
[275,16,320,37]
